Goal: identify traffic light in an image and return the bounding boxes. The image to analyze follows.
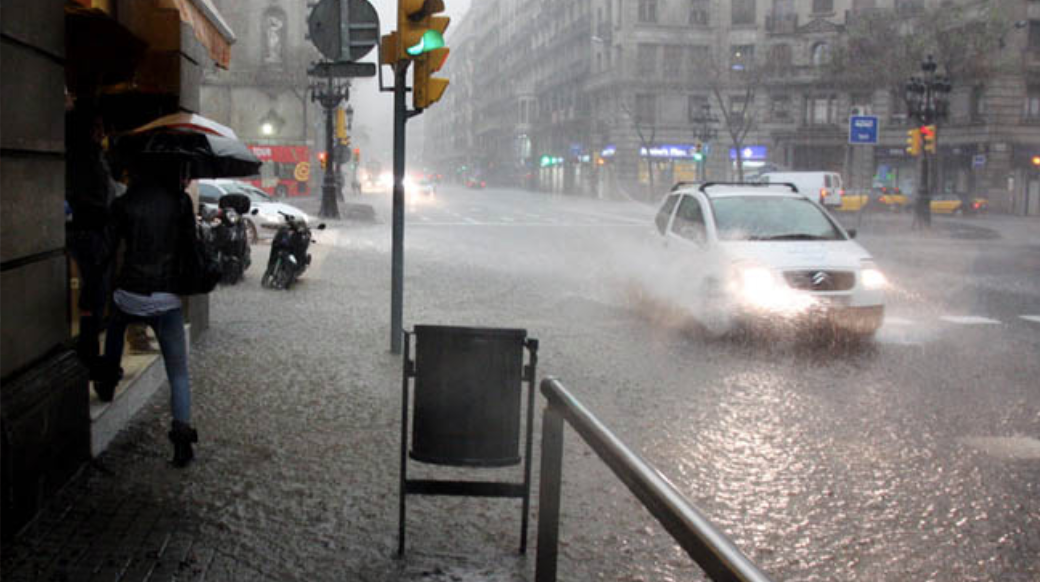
[336,108,348,141]
[921,125,936,154]
[1032,155,1040,167]
[906,127,922,157]
[318,151,328,170]
[353,148,361,163]
[398,0,447,61]
[692,142,704,162]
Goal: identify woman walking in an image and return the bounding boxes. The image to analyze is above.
[100,161,199,467]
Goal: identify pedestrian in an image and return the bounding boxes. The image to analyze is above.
[65,104,116,386]
[99,160,199,467]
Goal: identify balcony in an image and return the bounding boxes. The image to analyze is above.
[765,12,798,34]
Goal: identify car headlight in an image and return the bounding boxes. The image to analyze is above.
[861,267,887,290]
[740,266,779,298]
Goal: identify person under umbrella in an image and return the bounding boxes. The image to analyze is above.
[99,160,199,467]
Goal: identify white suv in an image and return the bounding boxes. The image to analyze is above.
[654,182,886,337]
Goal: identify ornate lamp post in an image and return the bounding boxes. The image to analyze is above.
[691,103,719,182]
[309,73,350,219]
[904,55,952,227]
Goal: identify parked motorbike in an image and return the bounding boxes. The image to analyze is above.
[261,211,325,290]
[207,193,252,285]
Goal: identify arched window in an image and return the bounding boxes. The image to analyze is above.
[262,8,287,66]
[811,42,831,67]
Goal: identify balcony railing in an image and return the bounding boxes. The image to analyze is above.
[535,377,775,582]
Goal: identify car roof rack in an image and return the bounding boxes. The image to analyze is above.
[698,181,800,195]
[669,181,701,192]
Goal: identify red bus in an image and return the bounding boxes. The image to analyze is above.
[247,145,311,198]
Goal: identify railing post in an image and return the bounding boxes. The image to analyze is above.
[535,404,564,582]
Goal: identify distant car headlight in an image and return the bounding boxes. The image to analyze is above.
[740,266,779,298]
[861,267,887,290]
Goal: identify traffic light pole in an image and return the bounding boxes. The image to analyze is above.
[390,62,408,354]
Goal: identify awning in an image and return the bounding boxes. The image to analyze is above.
[168,0,236,69]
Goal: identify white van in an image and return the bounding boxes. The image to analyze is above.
[759,172,845,207]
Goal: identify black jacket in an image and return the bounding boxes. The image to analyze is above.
[109,182,194,295]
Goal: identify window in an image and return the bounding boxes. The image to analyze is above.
[770,94,791,121]
[673,197,707,244]
[689,45,711,72]
[688,95,710,123]
[637,44,658,77]
[732,0,756,25]
[1024,87,1040,119]
[849,94,872,117]
[805,94,837,125]
[731,44,755,71]
[689,0,709,25]
[971,86,986,121]
[635,94,657,124]
[1030,21,1040,51]
[655,194,680,234]
[767,43,792,70]
[664,45,683,77]
[638,0,657,23]
[894,0,923,16]
[811,42,831,67]
[852,0,877,9]
[729,95,750,126]
[812,0,833,13]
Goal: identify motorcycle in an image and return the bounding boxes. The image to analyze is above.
[206,193,252,285]
[261,211,325,290]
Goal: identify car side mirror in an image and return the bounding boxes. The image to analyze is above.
[316,223,327,230]
[251,208,259,215]
[847,228,857,239]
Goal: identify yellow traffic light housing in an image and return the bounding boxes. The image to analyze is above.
[922,125,937,154]
[398,0,446,61]
[318,151,328,170]
[414,46,450,109]
[906,127,922,157]
[336,108,348,140]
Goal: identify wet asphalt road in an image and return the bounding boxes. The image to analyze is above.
[12,186,1037,581]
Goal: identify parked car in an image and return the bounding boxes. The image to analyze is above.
[758,171,845,208]
[653,182,887,338]
[465,174,486,189]
[198,179,310,243]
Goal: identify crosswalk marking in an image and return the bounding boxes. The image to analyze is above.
[940,315,1002,325]
[1021,315,1040,324]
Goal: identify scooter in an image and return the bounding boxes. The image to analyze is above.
[261,212,325,290]
[209,193,251,285]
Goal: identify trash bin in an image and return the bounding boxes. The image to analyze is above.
[410,325,526,467]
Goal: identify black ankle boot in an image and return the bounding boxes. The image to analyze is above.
[168,421,198,468]
[94,365,123,403]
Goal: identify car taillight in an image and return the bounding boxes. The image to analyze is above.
[481,181,486,187]
[973,202,980,209]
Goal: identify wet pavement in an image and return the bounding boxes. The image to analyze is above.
[3,187,1038,581]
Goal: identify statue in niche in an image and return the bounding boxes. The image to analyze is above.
[263,13,285,64]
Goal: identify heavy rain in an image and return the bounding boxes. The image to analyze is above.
[2,1,1038,582]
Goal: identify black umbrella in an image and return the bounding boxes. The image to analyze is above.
[120,130,262,179]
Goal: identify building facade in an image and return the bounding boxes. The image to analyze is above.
[1,0,234,538]
[200,0,324,198]
[426,0,1040,215]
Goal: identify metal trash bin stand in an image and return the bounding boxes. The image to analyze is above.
[399,325,539,556]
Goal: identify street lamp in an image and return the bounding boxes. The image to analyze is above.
[309,72,351,219]
[904,55,952,228]
[690,103,719,181]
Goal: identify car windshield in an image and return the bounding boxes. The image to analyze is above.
[711,196,844,241]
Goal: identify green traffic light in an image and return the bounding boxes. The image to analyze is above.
[406,30,446,56]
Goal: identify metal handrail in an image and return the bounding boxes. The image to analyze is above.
[535,377,774,582]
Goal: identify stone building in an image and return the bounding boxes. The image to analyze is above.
[1,0,234,538]
[201,0,323,198]
[425,0,1040,215]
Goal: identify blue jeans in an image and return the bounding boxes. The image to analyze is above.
[103,306,191,424]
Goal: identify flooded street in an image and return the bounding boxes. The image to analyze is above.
[5,187,1038,581]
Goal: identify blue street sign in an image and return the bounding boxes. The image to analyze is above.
[728,145,768,161]
[849,116,879,145]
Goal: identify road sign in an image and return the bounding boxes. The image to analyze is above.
[973,154,986,168]
[849,115,879,144]
[308,61,376,78]
[308,0,380,62]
